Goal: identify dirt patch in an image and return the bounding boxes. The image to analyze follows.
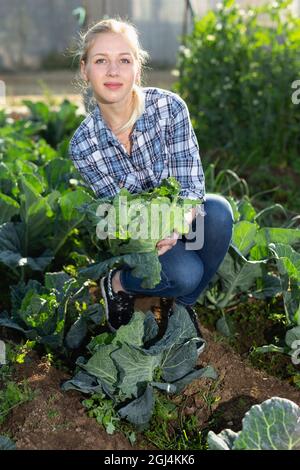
[0,351,140,450]
[1,321,300,450]
[181,326,300,434]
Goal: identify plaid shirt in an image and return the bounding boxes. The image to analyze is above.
[69,87,206,201]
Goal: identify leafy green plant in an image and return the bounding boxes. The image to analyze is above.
[193,190,300,373]
[0,380,33,425]
[204,164,250,201]
[0,272,104,352]
[83,393,122,435]
[22,99,84,149]
[0,176,93,282]
[0,355,34,426]
[250,241,300,369]
[0,104,94,283]
[6,340,36,365]
[78,177,202,288]
[197,193,300,328]
[62,305,217,429]
[144,393,207,450]
[174,0,300,170]
[207,397,300,450]
[82,393,137,444]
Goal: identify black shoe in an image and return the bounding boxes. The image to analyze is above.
[100,269,135,332]
[185,305,206,355]
[169,303,206,355]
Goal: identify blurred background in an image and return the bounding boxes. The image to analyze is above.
[1,0,299,98]
[1,0,300,213]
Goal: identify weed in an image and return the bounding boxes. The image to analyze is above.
[82,393,136,445]
[144,392,207,450]
[6,340,36,365]
[47,409,60,419]
[0,341,35,426]
[83,393,121,435]
[0,376,35,425]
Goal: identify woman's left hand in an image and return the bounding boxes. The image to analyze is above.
[156,231,179,256]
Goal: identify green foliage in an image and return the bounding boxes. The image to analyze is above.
[0,352,34,426]
[0,102,94,284]
[144,392,207,450]
[1,94,300,446]
[22,99,84,148]
[0,381,33,425]
[0,273,104,353]
[79,177,202,288]
[199,193,300,317]
[207,397,300,450]
[82,392,137,444]
[62,305,217,429]
[83,393,122,435]
[0,182,93,279]
[195,188,300,367]
[174,0,300,169]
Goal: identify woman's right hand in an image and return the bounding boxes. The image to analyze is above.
[156,231,179,256]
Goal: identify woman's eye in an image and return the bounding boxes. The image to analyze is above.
[95,58,130,64]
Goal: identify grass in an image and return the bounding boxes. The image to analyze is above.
[143,392,208,450]
[81,387,210,450]
[0,340,36,444]
[0,344,35,426]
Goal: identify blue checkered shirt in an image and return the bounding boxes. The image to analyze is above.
[69,87,206,201]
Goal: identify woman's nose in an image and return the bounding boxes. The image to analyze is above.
[106,62,119,76]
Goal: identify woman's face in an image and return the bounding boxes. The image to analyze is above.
[81,32,140,106]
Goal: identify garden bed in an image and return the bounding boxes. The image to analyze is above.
[1,319,299,450]
[1,87,300,450]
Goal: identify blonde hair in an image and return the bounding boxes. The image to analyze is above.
[73,18,149,133]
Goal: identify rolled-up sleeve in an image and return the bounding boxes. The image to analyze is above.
[167,96,206,202]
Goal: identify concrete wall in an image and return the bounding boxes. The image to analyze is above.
[0,0,81,70]
[0,0,299,71]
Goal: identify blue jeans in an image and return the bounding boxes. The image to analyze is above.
[119,194,234,306]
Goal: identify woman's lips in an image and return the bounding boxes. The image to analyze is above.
[104,83,123,90]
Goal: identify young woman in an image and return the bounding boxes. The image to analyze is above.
[69,19,234,350]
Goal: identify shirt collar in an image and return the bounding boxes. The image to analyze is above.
[91,92,154,145]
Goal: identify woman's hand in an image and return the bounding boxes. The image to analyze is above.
[156,231,179,256]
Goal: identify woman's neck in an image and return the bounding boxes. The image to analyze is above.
[98,92,134,133]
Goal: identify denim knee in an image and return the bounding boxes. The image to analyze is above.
[167,257,204,296]
[204,194,234,233]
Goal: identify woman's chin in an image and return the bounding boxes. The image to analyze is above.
[96,95,121,105]
[97,92,131,106]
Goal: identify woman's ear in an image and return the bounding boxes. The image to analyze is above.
[80,60,89,82]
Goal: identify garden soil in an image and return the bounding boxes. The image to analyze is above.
[1,321,300,450]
